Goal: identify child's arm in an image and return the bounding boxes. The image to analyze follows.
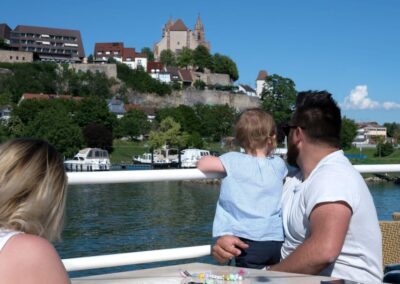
[197,156,226,173]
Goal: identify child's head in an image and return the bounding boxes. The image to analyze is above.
[0,138,68,241]
[235,108,277,155]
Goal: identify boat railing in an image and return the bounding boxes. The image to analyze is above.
[62,165,400,272]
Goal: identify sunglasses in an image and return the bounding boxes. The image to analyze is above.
[282,124,305,136]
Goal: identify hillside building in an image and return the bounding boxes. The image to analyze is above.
[154,16,210,59]
[256,70,268,97]
[8,25,85,63]
[94,42,147,70]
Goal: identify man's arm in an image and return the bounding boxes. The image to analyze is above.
[270,201,352,275]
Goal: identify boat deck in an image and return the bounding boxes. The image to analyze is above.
[71,262,335,283]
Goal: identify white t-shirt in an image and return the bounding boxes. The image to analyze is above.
[281,150,382,283]
[0,228,22,250]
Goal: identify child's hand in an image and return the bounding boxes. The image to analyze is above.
[212,235,249,264]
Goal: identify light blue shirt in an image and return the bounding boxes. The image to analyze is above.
[213,152,287,241]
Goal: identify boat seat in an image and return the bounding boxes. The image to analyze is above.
[380,221,400,267]
[380,221,400,283]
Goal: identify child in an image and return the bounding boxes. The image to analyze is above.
[197,108,287,269]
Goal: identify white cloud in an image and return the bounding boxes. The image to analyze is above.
[382,101,400,110]
[342,85,400,110]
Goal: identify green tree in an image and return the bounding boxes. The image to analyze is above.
[384,122,400,138]
[187,131,204,148]
[82,123,113,152]
[141,47,155,62]
[194,79,206,90]
[261,74,297,125]
[156,105,201,134]
[194,104,236,141]
[116,63,171,96]
[0,62,58,102]
[116,109,151,141]
[375,142,394,157]
[23,107,83,157]
[341,117,358,150]
[148,117,189,149]
[213,53,239,81]
[0,39,10,50]
[176,47,193,69]
[87,54,94,63]
[160,50,176,67]
[74,96,117,131]
[193,45,213,72]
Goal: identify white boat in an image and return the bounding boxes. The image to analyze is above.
[133,147,179,168]
[180,148,210,168]
[64,148,111,171]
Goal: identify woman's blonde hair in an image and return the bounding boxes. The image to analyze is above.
[0,138,67,241]
[235,108,277,155]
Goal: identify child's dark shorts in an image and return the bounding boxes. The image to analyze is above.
[234,237,282,269]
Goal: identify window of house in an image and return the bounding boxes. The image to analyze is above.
[22,57,25,60]
[9,56,12,60]
[16,56,19,60]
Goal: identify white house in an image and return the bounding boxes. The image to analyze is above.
[256,70,268,97]
[238,84,257,97]
[352,123,387,146]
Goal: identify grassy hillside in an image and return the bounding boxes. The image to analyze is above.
[110,140,149,164]
[345,147,400,165]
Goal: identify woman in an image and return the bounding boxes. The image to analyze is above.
[0,138,70,283]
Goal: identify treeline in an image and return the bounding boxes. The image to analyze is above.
[0,62,115,104]
[0,95,237,157]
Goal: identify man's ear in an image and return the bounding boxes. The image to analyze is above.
[292,127,303,144]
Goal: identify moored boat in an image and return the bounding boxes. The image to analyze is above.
[64,148,111,171]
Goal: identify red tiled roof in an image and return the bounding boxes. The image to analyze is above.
[179,69,193,82]
[135,52,147,59]
[122,48,136,61]
[147,61,164,72]
[124,104,155,116]
[256,70,268,81]
[170,19,189,31]
[95,42,124,53]
[20,93,83,102]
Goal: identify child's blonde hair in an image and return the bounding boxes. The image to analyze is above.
[235,108,277,155]
[0,138,67,241]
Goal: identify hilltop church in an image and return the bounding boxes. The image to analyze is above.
[154,16,210,60]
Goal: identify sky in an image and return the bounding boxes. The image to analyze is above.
[1,0,400,124]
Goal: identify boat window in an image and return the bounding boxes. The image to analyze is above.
[79,157,84,161]
[95,151,101,158]
[88,150,94,158]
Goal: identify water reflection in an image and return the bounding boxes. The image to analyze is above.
[55,181,400,277]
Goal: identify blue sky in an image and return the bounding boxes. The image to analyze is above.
[2,0,400,124]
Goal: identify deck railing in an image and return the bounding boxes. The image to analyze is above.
[62,165,400,272]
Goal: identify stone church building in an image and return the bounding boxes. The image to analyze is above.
[154,16,210,59]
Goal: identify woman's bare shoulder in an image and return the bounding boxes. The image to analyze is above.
[0,233,70,283]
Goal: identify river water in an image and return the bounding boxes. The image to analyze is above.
[55,181,400,277]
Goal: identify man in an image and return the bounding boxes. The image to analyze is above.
[212,91,382,282]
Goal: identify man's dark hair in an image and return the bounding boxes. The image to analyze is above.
[291,90,341,148]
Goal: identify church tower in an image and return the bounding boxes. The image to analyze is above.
[194,15,205,42]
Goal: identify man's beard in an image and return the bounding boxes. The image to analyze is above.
[287,140,299,168]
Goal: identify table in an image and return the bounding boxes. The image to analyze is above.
[71,262,336,283]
